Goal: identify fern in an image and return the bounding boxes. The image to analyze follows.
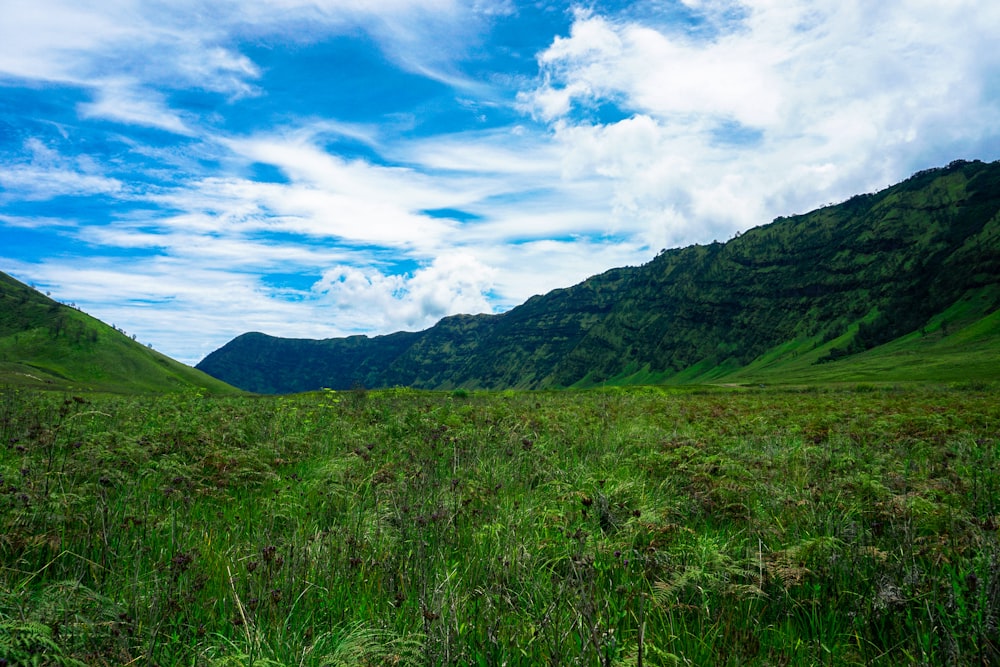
[0,620,86,667]
[311,623,424,667]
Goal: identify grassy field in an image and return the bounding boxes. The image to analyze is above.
[1,383,999,665]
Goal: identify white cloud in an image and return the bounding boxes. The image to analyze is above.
[78,82,193,135]
[475,237,647,309]
[0,167,122,202]
[0,1,136,82]
[171,46,263,99]
[147,168,461,252]
[522,0,1000,242]
[0,138,123,201]
[313,252,496,332]
[399,127,562,177]
[523,10,781,126]
[0,0,477,134]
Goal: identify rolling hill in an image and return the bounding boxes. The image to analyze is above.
[198,159,1000,393]
[0,271,239,393]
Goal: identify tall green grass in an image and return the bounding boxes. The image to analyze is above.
[1,384,998,664]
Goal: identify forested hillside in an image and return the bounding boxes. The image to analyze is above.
[198,159,1000,392]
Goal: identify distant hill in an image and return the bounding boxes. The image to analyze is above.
[0,271,239,393]
[198,159,1000,392]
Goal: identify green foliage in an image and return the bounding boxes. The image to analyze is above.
[0,620,86,666]
[0,271,239,394]
[2,384,1000,664]
[198,159,1000,393]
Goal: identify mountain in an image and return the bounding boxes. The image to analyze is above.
[198,159,1000,393]
[0,271,239,393]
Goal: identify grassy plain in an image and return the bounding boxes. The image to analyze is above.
[1,383,999,665]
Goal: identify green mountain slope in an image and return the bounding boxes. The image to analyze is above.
[198,159,1000,392]
[0,271,239,393]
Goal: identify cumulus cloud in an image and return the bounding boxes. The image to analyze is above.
[313,253,497,332]
[523,1,1000,241]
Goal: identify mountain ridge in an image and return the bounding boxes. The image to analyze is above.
[197,159,1000,393]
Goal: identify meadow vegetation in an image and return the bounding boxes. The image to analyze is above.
[1,383,999,665]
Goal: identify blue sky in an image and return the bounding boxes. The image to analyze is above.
[2,0,999,365]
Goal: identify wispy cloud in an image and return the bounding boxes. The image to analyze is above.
[77,82,194,135]
[0,138,123,200]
